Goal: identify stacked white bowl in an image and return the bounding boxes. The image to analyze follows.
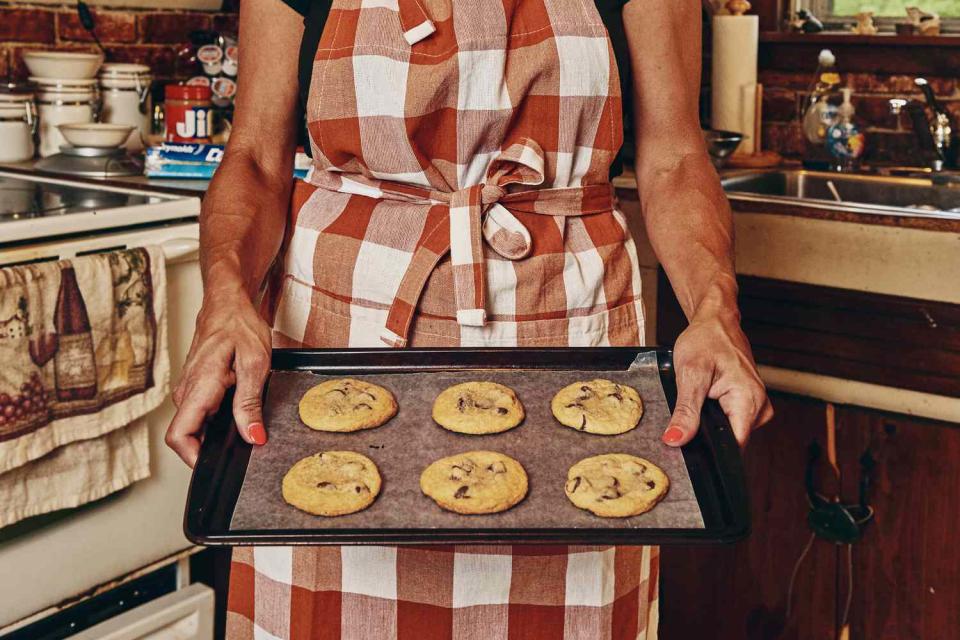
[23,51,104,157]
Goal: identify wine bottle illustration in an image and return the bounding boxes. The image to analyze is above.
[54,266,98,401]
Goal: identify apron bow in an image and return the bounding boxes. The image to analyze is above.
[303,138,615,347]
[447,140,547,326]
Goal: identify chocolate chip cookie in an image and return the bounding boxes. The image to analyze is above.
[432,381,524,435]
[282,451,382,516]
[551,379,643,435]
[420,450,528,514]
[298,378,397,432]
[564,453,669,518]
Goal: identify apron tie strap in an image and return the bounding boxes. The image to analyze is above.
[398,0,436,45]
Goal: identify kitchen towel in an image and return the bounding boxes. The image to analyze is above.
[0,420,150,528]
[0,246,168,527]
[711,13,759,154]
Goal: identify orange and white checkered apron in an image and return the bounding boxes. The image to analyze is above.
[227,0,658,637]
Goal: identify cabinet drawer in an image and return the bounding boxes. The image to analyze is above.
[657,271,960,397]
[67,584,213,640]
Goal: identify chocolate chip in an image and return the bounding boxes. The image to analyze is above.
[600,486,622,500]
[317,481,334,489]
[496,407,508,415]
[567,476,582,493]
[455,485,470,499]
[355,485,363,493]
[606,392,623,401]
[579,415,588,431]
[645,480,657,490]
[457,397,466,412]
[451,464,472,475]
[487,461,507,474]
[579,385,594,395]
[565,402,584,409]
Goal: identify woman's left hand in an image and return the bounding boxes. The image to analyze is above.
[661,307,774,447]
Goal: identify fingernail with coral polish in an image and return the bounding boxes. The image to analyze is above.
[248,423,267,445]
[662,426,684,445]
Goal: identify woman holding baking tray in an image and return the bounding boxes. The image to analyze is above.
[166,0,773,636]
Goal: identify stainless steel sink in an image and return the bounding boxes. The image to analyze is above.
[721,169,960,219]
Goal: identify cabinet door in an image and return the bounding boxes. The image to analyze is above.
[660,393,838,640]
[836,407,960,640]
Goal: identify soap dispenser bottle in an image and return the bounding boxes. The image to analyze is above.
[801,48,842,169]
[825,88,865,171]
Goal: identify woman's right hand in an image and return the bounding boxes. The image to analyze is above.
[166,285,272,467]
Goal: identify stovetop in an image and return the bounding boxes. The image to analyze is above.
[0,174,169,221]
[0,171,200,244]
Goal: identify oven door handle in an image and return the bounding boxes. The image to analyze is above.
[160,237,200,264]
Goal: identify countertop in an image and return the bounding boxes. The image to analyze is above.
[0,161,210,198]
[5,160,960,233]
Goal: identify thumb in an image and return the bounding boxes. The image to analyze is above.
[232,353,269,446]
[663,364,711,447]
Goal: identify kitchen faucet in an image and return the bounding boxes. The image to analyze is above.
[889,78,954,172]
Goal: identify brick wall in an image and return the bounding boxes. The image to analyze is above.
[759,70,957,164]
[0,0,239,85]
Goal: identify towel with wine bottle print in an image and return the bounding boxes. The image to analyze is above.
[0,247,169,526]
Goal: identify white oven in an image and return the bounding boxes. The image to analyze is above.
[0,171,209,637]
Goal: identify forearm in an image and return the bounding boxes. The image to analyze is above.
[198,0,303,303]
[624,0,738,320]
[199,140,294,302]
[636,142,738,320]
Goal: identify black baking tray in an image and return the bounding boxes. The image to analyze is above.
[184,347,750,545]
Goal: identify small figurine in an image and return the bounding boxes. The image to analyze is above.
[906,6,941,35]
[722,0,751,16]
[851,11,879,35]
[791,9,825,33]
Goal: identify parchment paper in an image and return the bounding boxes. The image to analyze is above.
[230,357,704,532]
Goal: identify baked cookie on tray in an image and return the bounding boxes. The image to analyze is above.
[298,378,397,432]
[432,381,524,435]
[564,453,669,518]
[282,451,382,516]
[420,450,528,514]
[551,379,644,435]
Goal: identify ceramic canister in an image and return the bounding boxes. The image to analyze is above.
[0,85,36,162]
[99,63,152,151]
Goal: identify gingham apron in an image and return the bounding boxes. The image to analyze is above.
[228,0,657,637]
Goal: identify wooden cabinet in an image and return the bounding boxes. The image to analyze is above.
[660,396,960,640]
[656,274,960,639]
[835,407,960,640]
[660,392,838,640]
